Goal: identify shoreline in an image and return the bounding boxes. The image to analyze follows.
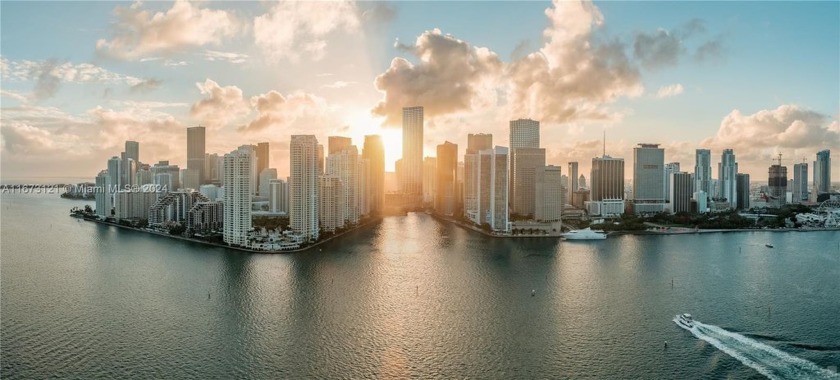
[427,212,561,239]
[74,215,381,254]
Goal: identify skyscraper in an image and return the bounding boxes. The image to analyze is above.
[422,157,437,205]
[509,119,540,149]
[511,147,545,217]
[326,144,360,224]
[223,146,254,247]
[125,141,139,162]
[363,135,385,215]
[591,156,624,201]
[317,144,325,175]
[467,134,493,152]
[318,175,345,233]
[187,126,206,184]
[736,173,750,210]
[256,142,269,190]
[568,162,579,202]
[718,149,738,208]
[632,144,665,214]
[478,146,509,232]
[107,156,122,190]
[269,179,289,214]
[813,149,831,200]
[464,134,493,222]
[663,162,680,202]
[95,170,111,217]
[792,162,808,203]
[535,165,562,222]
[259,168,278,197]
[328,136,352,155]
[290,135,320,241]
[401,106,424,204]
[768,163,787,208]
[669,172,692,214]
[436,141,458,216]
[694,149,711,198]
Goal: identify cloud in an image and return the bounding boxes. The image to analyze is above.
[130,78,162,93]
[1,57,147,100]
[190,79,250,128]
[240,91,325,133]
[361,3,396,24]
[322,81,356,89]
[0,121,84,155]
[703,105,840,152]
[165,60,189,67]
[96,0,242,60]
[203,50,249,64]
[633,28,682,70]
[253,1,360,62]
[695,38,725,62]
[656,83,684,98]
[372,28,504,125]
[1,89,28,103]
[89,106,185,151]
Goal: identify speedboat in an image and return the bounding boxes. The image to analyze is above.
[675,313,694,329]
[765,244,774,248]
[562,227,607,240]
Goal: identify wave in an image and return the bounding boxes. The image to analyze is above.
[674,317,840,379]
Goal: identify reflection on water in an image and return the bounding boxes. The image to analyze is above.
[2,193,839,378]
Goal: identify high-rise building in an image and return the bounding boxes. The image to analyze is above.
[318,175,345,233]
[568,162,579,202]
[95,170,111,217]
[326,144,360,224]
[464,134,493,222]
[357,157,370,218]
[478,146,509,232]
[187,126,206,184]
[511,147,545,217]
[813,150,831,200]
[633,144,665,214]
[792,162,808,203]
[259,168,277,197]
[509,119,540,149]
[669,172,692,214]
[290,135,320,241]
[422,157,437,205]
[125,141,139,162]
[535,165,562,222]
[768,163,788,208]
[718,149,738,208]
[223,146,253,247]
[256,142,269,190]
[578,174,586,189]
[269,179,289,214]
[199,184,221,201]
[135,167,152,186]
[664,162,680,202]
[151,160,180,191]
[694,149,712,200]
[328,136,352,155]
[591,156,624,201]
[317,144,325,175]
[401,106,424,203]
[467,134,493,152]
[107,156,122,190]
[113,187,157,220]
[736,173,750,210]
[363,135,385,215]
[436,141,458,216]
[204,153,220,184]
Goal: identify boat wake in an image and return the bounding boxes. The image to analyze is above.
[673,317,840,380]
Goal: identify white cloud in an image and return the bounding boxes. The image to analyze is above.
[96,0,242,60]
[0,57,148,100]
[203,50,249,64]
[190,79,250,128]
[322,81,356,89]
[656,83,684,98]
[253,1,360,62]
[240,90,326,133]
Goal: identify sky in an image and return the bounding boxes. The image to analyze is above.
[1,0,838,182]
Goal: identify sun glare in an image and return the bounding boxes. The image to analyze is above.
[347,112,402,172]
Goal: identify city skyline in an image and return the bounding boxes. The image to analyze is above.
[1,0,838,181]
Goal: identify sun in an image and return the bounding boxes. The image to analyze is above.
[346,111,402,172]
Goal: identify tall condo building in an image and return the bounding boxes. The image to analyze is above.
[591,156,625,201]
[535,165,562,222]
[259,168,278,197]
[813,150,831,200]
[401,106,424,204]
[663,162,680,202]
[792,162,808,203]
[223,146,254,247]
[95,170,112,217]
[237,145,258,195]
[187,126,206,184]
[736,174,750,210]
[318,175,345,233]
[718,149,738,208]
[669,172,692,214]
[205,153,220,184]
[511,147,546,217]
[326,143,360,225]
[290,135,320,241]
[269,179,289,214]
[328,136,352,155]
[125,141,139,162]
[509,119,540,149]
[422,157,437,205]
[151,160,180,191]
[436,141,458,216]
[768,163,788,208]
[256,142,269,190]
[363,135,385,215]
[317,144,325,175]
[632,144,665,214]
[567,162,579,203]
[694,149,712,199]
[464,134,493,222]
[107,156,122,190]
[478,146,510,232]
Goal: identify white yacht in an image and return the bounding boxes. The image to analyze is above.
[675,313,694,329]
[562,228,607,240]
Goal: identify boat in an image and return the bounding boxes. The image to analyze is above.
[765,244,774,248]
[562,227,607,240]
[675,313,694,329]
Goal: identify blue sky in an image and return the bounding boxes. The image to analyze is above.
[1,1,837,180]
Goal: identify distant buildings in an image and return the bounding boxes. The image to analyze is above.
[464,133,493,223]
[567,161,579,203]
[114,186,157,220]
[187,126,206,185]
[813,149,831,201]
[223,146,254,247]
[478,146,510,232]
[511,147,545,217]
[95,170,111,217]
[591,155,624,202]
[326,142,361,225]
[259,168,277,197]
[256,142,269,190]
[663,162,680,203]
[535,165,562,222]
[363,135,385,215]
[509,119,540,149]
[718,149,737,208]
[318,175,345,233]
[694,149,712,199]
[736,173,750,210]
[422,157,437,205]
[401,106,424,204]
[768,163,788,208]
[435,141,458,216]
[669,172,692,214]
[269,179,289,214]
[792,162,808,204]
[290,135,320,242]
[632,143,665,214]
